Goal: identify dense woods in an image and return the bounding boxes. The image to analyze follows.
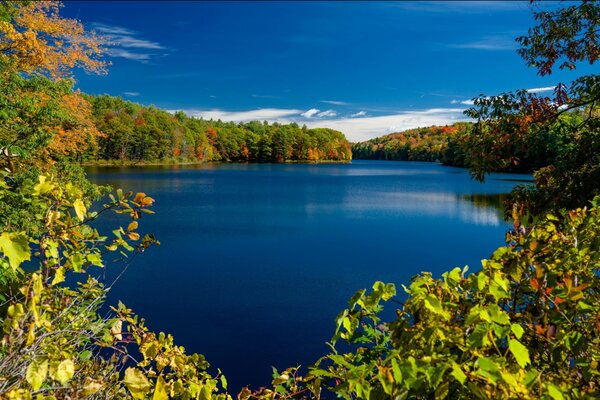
[85,95,351,164]
[351,123,468,164]
[0,1,599,399]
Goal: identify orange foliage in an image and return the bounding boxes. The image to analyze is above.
[241,145,250,159]
[206,128,218,145]
[0,1,106,79]
[48,91,101,157]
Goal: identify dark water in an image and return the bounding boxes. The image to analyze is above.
[86,160,531,392]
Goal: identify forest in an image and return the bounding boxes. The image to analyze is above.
[351,123,468,163]
[84,95,352,164]
[0,1,599,399]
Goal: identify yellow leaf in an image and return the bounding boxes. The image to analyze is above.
[73,199,86,221]
[26,359,48,391]
[128,232,140,241]
[55,359,75,385]
[83,378,103,396]
[153,376,169,400]
[123,367,151,400]
[127,221,138,231]
[26,323,36,346]
[110,319,123,341]
[52,266,65,286]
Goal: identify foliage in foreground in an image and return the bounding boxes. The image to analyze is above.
[1,175,598,399]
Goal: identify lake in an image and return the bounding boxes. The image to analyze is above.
[86,160,531,393]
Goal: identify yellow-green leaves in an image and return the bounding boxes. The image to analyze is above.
[49,359,75,385]
[508,339,530,368]
[26,359,48,391]
[33,175,55,196]
[124,367,152,399]
[0,231,30,270]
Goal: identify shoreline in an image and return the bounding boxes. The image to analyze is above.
[80,159,352,167]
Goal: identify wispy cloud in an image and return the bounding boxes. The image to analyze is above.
[93,23,166,62]
[172,108,303,123]
[252,94,281,99]
[123,91,140,97]
[108,49,151,62]
[527,86,555,93]
[388,1,529,14]
[451,99,475,105]
[172,107,470,142]
[317,110,337,118]
[320,100,349,106]
[301,108,320,118]
[449,35,517,51]
[350,111,367,118]
[301,109,338,118]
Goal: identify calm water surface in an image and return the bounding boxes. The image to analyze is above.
[87,160,531,392]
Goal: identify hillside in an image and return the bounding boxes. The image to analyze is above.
[351,122,470,166]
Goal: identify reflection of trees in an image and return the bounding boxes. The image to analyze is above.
[461,193,508,221]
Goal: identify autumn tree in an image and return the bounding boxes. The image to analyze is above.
[464,0,600,214]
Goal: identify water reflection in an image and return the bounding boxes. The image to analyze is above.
[86,160,530,393]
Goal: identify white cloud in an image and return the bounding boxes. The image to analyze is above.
[449,35,517,51]
[301,108,320,118]
[92,23,135,35]
[450,99,475,105]
[173,107,470,142]
[526,86,555,93]
[93,23,166,62]
[123,91,140,97]
[304,108,470,142]
[108,49,151,62]
[317,109,337,118]
[350,111,367,118]
[172,108,303,123]
[320,100,349,106]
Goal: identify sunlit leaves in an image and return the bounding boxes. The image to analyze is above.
[0,231,30,270]
[124,367,151,399]
[0,1,106,79]
[25,359,48,391]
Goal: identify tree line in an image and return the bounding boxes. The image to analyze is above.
[84,95,351,164]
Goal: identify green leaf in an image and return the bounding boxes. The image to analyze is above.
[123,367,151,399]
[0,232,30,271]
[73,198,86,221]
[26,359,48,391]
[508,338,530,368]
[423,295,450,320]
[547,384,565,400]
[510,323,524,339]
[451,363,467,385]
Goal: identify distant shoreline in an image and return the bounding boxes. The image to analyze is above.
[80,159,352,167]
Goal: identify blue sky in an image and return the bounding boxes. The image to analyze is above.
[63,1,592,141]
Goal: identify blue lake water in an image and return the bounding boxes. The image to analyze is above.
[86,160,531,392]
